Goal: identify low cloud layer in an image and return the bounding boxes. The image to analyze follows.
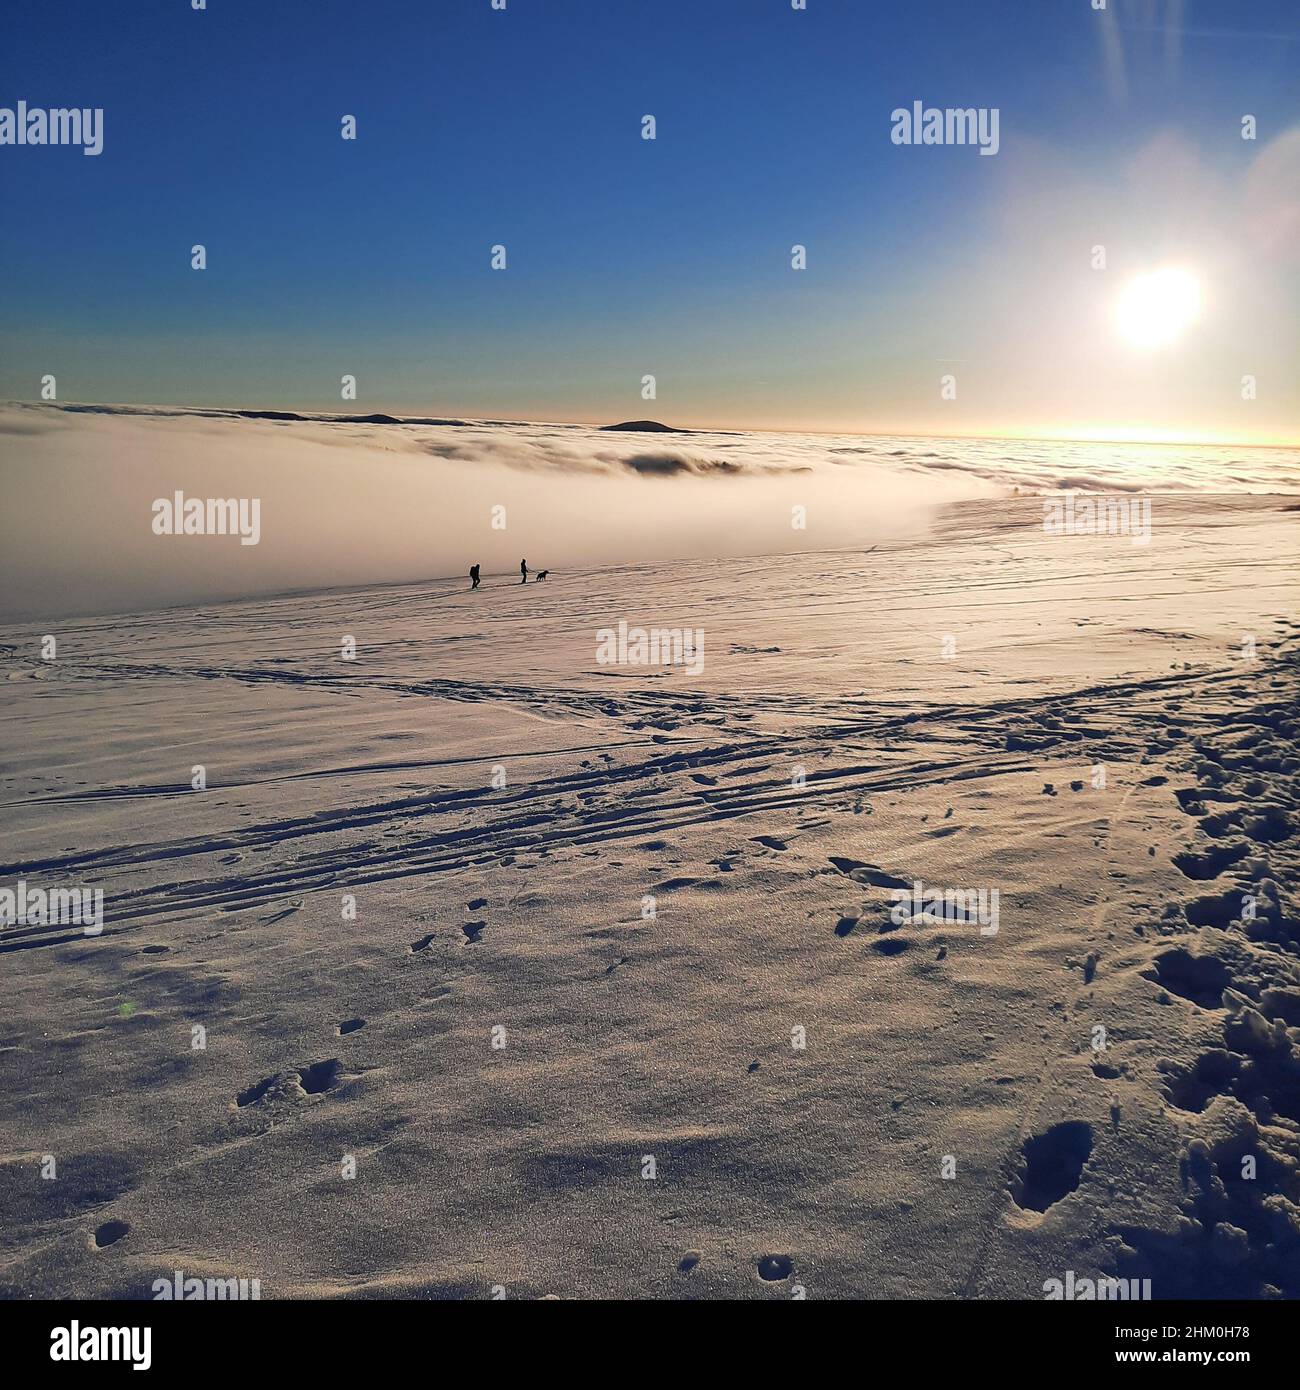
[0,404,1295,622]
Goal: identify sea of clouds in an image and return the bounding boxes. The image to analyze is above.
[1,402,1296,621]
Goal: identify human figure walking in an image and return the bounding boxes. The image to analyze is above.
[520,558,529,584]
[469,563,480,590]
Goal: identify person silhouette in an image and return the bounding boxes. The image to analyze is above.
[520,559,529,584]
[469,563,480,590]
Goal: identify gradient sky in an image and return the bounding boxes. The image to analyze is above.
[1,0,1297,441]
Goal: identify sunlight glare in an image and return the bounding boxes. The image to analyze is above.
[1115,268,1203,349]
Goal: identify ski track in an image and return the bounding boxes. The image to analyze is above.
[4,641,1295,946]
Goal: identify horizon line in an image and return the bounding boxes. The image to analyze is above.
[8,397,1298,452]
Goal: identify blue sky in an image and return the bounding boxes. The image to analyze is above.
[1,0,1297,439]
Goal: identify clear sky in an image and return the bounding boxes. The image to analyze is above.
[1,0,1297,442]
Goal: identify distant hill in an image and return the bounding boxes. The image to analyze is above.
[600,419,688,433]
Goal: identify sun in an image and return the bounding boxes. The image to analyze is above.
[1115,267,1203,349]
